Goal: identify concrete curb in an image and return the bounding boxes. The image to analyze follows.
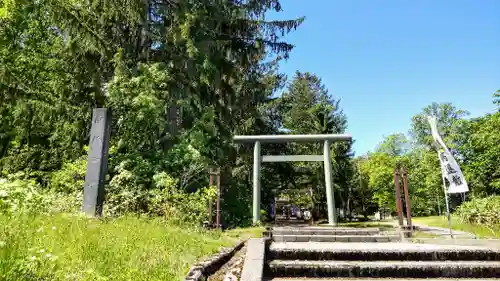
[184,240,245,281]
[241,238,268,281]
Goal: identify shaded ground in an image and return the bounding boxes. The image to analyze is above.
[206,227,263,280]
[208,244,247,281]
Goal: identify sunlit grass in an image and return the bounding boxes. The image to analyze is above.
[413,216,500,238]
[0,214,262,281]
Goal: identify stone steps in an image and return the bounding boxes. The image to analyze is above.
[272,228,381,236]
[267,260,500,278]
[272,235,401,243]
[261,226,500,280]
[270,225,400,243]
[269,242,500,261]
[270,277,500,281]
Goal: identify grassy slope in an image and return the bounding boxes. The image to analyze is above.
[0,214,263,281]
[413,216,500,238]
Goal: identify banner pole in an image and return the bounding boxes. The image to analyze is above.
[438,151,453,239]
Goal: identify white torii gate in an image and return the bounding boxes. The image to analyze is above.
[233,134,352,226]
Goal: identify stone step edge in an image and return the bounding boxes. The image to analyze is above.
[270,229,380,234]
[272,231,383,235]
[268,260,500,278]
[270,277,500,281]
[272,235,400,242]
[268,245,500,261]
[272,228,381,231]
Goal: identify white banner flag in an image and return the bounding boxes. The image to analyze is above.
[427,116,469,193]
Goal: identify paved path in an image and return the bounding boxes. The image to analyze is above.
[386,220,476,238]
[413,223,476,239]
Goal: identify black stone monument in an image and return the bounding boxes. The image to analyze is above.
[82,108,111,216]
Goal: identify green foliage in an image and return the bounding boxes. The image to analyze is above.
[410,102,469,150]
[457,112,500,196]
[402,149,442,216]
[375,133,409,156]
[0,176,81,215]
[0,0,304,227]
[3,0,498,236]
[50,157,87,193]
[455,195,500,225]
[359,98,500,219]
[359,152,397,209]
[281,190,313,208]
[106,166,216,226]
[494,90,500,109]
[276,71,351,218]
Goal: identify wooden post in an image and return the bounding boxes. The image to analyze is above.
[394,167,404,227]
[216,167,221,228]
[208,168,214,224]
[401,167,413,229]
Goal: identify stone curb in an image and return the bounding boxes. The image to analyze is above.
[241,238,269,281]
[184,240,246,281]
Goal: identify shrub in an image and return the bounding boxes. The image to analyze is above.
[106,169,215,226]
[3,165,214,226]
[50,157,87,193]
[455,195,500,225]
[0,176,81,215]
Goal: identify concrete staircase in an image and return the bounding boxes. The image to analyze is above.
[264,226,500,280]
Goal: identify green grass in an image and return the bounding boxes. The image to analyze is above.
[0,213,263,281]
[413,216,500,239]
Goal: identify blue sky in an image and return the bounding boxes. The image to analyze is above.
[268,0,500,155]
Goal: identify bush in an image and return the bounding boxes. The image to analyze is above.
[455,195,500,225]
[3,165,215,227]
[50,157,87,193]
[0,176,81,215]
[106,165,216,224]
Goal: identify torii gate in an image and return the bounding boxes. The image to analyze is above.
[233,134,352,226]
